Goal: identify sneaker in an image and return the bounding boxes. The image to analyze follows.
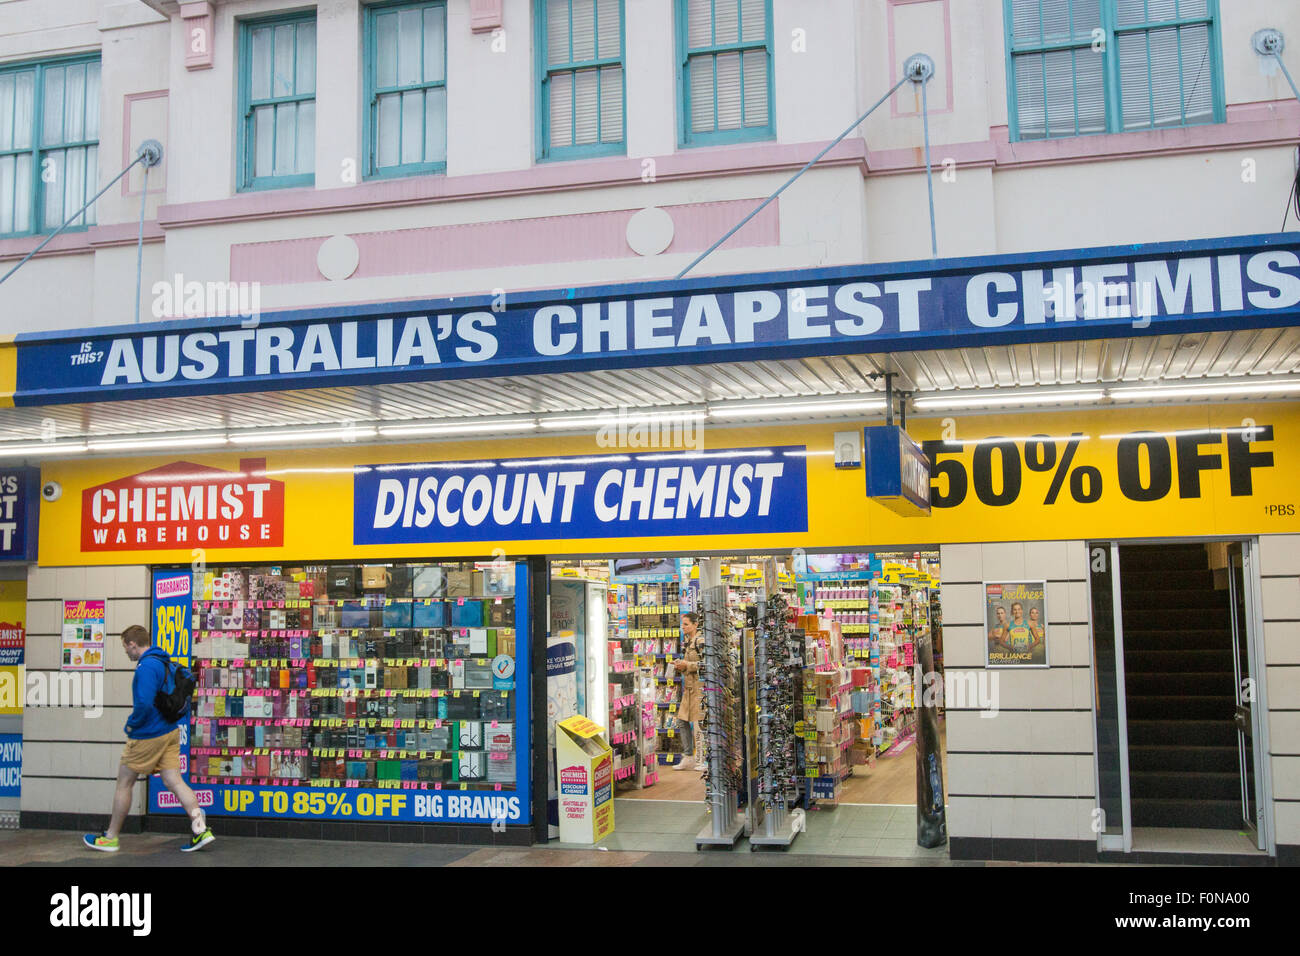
[672,756,695,771]
[83,833,119,852]
[181,829,215,853]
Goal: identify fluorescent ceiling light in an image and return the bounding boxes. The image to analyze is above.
[376,462,498,472]
[0,442,87,457]
[913,389,1105,410]
[1109,380,1300,400]
[503,455,631,467]
[539,410,705,429]
[708,398,886,418]
[634,450,774,461]
[88,434,228,452]
[229,426,378,444]
[255,466,373,476]
[1098,427,1262,440]
[942,435,1092,446]
[378,419,538,437]
[783,449,835,457]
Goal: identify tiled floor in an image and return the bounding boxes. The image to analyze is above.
[0,827,967,867]
[1131,827,1266,855]
[546,798,949,859]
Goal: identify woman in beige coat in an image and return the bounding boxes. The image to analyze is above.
[672,612,703,770]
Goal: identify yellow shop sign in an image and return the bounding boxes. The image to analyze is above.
[36,401,1300,566]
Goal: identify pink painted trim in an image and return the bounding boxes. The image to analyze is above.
[157,140,867,229]
[469,0,503,33]
[228,200,781,285]
[121,90,169,198]
[866,99,1300,175]
[887,0,954,119]
[0,222,163,262]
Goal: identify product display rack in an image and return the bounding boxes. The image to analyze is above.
[187,562,520,794]
[876,582,918,752]
[603,585,647,788]
[625,581,685,767]
[748,591,803,849]
[801,613,854,806]
[696,584,745,848]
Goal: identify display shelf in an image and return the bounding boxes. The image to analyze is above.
[180,561,522,800]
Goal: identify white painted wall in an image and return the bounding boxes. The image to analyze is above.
[1,0,1298,332]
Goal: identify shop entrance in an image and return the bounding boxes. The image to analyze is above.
[1090,539,1270,856]
[543,551,947,857]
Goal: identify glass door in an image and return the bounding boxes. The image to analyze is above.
[1227,542,1266,850]
[1087,542,1130,852]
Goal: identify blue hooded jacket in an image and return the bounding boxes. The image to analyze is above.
[125,646,184,740]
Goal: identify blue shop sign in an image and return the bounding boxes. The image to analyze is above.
[353,448,810,545]
[12,233,1300,404]
[0,468,38,561]
[864,426,931,517]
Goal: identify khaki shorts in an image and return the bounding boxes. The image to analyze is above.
[122,728,181,775]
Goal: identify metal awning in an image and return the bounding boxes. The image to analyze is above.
[1,328,1297,446]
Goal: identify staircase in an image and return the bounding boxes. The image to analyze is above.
[1120,544,1246,830]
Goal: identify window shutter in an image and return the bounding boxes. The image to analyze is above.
[547,0,571,65]
[600,66,623,143]
[715,51,742,130]
[687,0,713,48]
[549,70,574,148]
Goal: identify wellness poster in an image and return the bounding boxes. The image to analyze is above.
[61,599,106,671]
[985,581,1047,668]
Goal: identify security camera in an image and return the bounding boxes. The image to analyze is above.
[41,480,62,502]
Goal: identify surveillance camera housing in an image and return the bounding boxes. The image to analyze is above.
[41,480,62,502]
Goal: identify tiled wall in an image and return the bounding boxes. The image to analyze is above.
[1258,535,1300,853]
[20,565,153,826]
[939,541,1096,853]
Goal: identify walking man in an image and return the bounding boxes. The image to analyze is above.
[84,624,214,852]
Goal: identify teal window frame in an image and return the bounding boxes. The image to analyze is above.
[237,11,317,192]
[675,0,775,148]
[535,0,627,162]
[364,0,448,179]
[1004,0,1226,142]
[0,53,101,239]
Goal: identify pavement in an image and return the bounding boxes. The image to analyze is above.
[0,799,1003,867]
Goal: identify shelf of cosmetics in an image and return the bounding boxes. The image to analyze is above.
[193,622,515,662]
[198,565,514,604]
[190,730,515,788]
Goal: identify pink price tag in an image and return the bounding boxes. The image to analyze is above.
[457,598,465,606]
[434,783,442,790]
[494,784,502,791]
[491,720,499,728]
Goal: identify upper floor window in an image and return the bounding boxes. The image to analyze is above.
[678,0,773,146]
[538,0,625,160]
[0,56,100,238]
[239,13,316,190]
[1006,0,1224,141]
[366,0,447,177]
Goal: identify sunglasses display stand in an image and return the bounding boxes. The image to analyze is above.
[748,591,804,849]
[695,585,745,849]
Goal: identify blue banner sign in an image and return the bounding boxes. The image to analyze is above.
[0,468,38,561]
[354,448,810,544]
[0,734,20,798]
[13,234,1300,404]
[864,426,931,517]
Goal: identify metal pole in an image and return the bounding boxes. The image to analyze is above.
[136,162,150,324]
[675,73,912,281]
[1,140,162,288]
[1253,29,1300,102]
[920,69,939,258]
